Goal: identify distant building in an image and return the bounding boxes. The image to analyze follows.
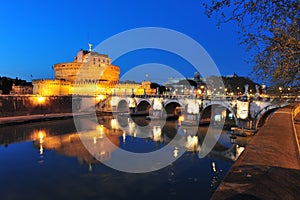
[10,83,33,95]
[0,76,32,95]
[162,72,205,95]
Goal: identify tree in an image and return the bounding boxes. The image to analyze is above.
[203,0,299,87]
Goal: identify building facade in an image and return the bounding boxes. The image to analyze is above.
[10,83,33,95]
[33,45,154,96]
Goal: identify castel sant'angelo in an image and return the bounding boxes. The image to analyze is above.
[33,44,155,96]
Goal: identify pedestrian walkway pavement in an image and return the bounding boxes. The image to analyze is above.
[0,112,92,126]
[212,103,300,199]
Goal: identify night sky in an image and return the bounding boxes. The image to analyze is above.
[0,0,253,83]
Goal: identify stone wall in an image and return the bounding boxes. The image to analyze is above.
[0,95,76,117]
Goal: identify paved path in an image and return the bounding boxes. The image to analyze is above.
[0,112,92,126]
[212,103,300,199]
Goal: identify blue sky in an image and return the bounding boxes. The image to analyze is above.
[0,0,253,82]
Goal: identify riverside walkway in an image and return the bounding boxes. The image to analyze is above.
[0,112,92,126]
[212,103,300,199]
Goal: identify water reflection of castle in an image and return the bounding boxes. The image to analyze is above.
[33,44,155,96]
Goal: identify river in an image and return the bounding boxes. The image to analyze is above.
[0,115,244,199]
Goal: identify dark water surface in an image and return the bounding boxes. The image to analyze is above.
[0,116,243,200]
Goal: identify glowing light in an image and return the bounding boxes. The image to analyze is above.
[186,135,198,151]
[129,98,136,108]
[212,162,217,172]
[38,130,46,155]
[96,125,104,138]
[221,110,227,120]
[37,96,46,104]
[111,97,119,106]
[173,147,179,158]
[187,101,199,114]
[122,132,126,143]
[31,96,47,105]
[178,116,184,125]
[237,101,249,119]
[152,126,162,141]
[214,114,221,122]
[95,95,106,101]
[153,98,162,110]
[111,118,118,129]
[236,145,245,157]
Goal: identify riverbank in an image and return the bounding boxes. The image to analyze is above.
[212,103,300,199]
[0,112,92,126]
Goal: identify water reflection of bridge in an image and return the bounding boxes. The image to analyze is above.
[0,116,244,165]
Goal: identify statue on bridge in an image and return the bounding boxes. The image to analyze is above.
[244,84,249,98]
[255,85,260,99]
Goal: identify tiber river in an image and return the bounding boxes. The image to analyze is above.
[0,115,245,200]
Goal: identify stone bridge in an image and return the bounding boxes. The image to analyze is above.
[105,94,289,131]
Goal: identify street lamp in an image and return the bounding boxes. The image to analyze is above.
[278,86,283,99]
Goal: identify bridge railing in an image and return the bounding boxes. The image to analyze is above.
[110,93,296,104]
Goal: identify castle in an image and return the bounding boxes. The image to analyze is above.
[33,44,155,96]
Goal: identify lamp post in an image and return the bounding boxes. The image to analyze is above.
[279,86,282,98]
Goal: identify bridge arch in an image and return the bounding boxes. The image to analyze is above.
[201,102,238,126]
[117,99,129,113]
[116,115,129,128]
[137,100,151,112]
[164,101,182,117]
[254,105,278,129]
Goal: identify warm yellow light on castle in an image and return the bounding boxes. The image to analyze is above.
[31,96,47,105]
[37,96,46,104]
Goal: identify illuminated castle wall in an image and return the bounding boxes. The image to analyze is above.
[33,45,154,96]
[54,47,119,85]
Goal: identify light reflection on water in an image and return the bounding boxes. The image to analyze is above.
[0,116,245,199]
